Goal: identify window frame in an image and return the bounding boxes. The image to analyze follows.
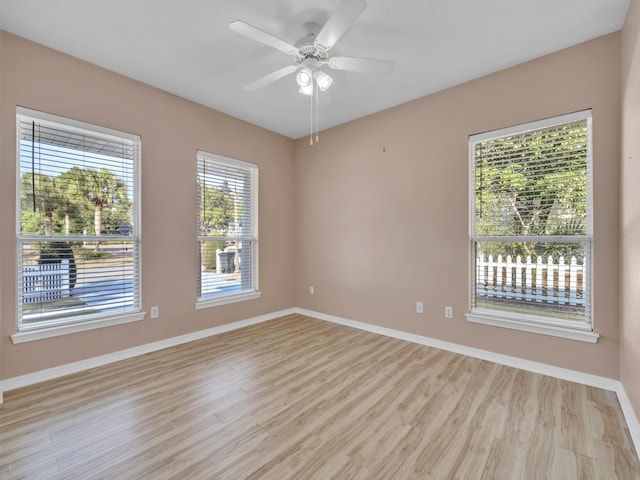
[195,150,260,309]
[12,107,144,343]
[466,110,599,343]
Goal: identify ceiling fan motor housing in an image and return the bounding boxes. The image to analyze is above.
[295,23,328,64]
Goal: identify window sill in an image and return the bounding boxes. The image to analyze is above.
[195,291,262,310]
[11,311,146,344]
[466,308,599,343]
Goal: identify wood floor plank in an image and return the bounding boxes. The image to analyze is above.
[481,439,527,480]
[521,374,561,477]
[550,448,597,480]
[0,314,638,479]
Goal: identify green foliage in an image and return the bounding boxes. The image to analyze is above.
[198,183,234,236]
[475,121,588,260]
[476,241,586,264]
[101,203,133,234]
[21,210,44,234]
[20,167,132,237]
[20,173,65,235]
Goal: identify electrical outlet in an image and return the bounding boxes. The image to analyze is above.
[150,306,159,318]
[445,306,453,318]
[416,301,424,314]
[309,286,315,295]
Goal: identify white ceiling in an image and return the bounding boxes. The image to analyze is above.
[0,0,631,139]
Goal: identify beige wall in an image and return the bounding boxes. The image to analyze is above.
[0,31,4,379]
[621,0,640,422]
[294,32,622,379]
[0,32,296,379]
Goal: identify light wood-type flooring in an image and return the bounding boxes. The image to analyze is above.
[1,314,639,479]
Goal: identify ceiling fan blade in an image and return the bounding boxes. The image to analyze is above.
[315,0,367,52]
[328,56,395,74]
[229,21,298,55]
[245,64,299,91]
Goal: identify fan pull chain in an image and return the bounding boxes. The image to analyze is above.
[309,88,314,146]
[315,82,320,143]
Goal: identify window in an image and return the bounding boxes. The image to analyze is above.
[196,150,259,308]
[468,110,597,342]
[15,107,142,340]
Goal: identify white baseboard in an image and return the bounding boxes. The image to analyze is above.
[1,305,638,460]
[294,307,640,458]
[294,308,618,390]
[616,382,640,458]
[0,308,296,400]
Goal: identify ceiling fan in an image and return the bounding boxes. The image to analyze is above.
[229,0,395,95]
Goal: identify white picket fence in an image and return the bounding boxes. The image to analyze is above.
[23,259,70,304]
[476,254,585,306]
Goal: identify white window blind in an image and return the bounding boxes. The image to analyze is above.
[197,151,258,304]
[16,107,141,330]
[469,110,592,331]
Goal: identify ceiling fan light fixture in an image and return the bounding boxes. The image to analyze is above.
[315,71,333,91]
[298,83,314,96]
[296,68,313,87]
